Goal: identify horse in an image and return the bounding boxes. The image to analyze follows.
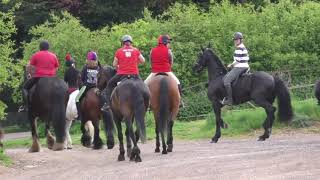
[25,66,69,152]
[147,73,180,154]
[315,80,320,105]
[97,66,150,162]
[79,87,114,149]
[192,45,293,143]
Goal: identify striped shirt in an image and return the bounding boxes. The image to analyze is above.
[232,43,249,68]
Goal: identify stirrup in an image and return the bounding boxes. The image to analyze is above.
[18,105,28,112]
[101,104,110,112]
[221,98,233,106]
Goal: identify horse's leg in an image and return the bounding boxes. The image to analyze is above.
[80,120,89,147]
[45,122,55,149]
[115,119,125,161]
[160,127,167,154]
[65,119,73,149]
[125,127,132,158]
[102,111,114,149]
[211,101,223,143]
[254,98,276,141]
[125,119,142,162]
[92,119,103,149]
[167,119,174,152]
[155,119,160,153]
[29,116,40,152]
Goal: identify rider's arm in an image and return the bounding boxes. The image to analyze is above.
[138,54,145,64]
[113,57,118,69]
[168,49,173,65]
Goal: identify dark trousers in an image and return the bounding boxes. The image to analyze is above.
[22,77,40,106]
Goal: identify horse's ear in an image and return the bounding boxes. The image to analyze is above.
[200,45,205,52]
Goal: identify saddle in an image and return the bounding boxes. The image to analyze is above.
[117,74,141,85]
[231,68,251,87]
[155,72,168,76]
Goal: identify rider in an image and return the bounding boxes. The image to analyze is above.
[75,51,104,121]
[144,35,184,107]
[64,53,80,94]
[19,40,59,112]
[101,35,145,111]
[222,32,250,105]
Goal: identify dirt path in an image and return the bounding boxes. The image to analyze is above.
[1,133,320,180]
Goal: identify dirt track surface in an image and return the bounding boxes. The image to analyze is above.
[1,133,320,180]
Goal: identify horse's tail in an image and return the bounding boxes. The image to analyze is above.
[274,77,293,122]
[159,77,170,135]
[51,94,67,143]
[133,85,147,143]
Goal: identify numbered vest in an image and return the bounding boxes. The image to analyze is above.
[115,45,141,75]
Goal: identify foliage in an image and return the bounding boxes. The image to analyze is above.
[0,7,20,119]
[0,147,12,166]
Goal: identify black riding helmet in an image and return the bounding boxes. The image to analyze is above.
[39,40,50,51]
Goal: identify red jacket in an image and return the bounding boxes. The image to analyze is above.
[115,45,141,75]
[29,51,59,77]
[150,44,171,73]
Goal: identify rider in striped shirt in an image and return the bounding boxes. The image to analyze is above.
[222,32,250,105]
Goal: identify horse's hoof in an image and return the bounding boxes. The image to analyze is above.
[167,144,173,152]
[210,137,219,143]
[67,146,73,149]
[118,154,125,161]
[127,148,132,158]
[52,143,65,151]
[29,147,40,153]
[162,150,167,154]
[155,148,160,153]
[258,136,266,141]
[107,140,114,149]
[135,155,142,162]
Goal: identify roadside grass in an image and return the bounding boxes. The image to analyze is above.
[3,98,320,149]
[0,148,12,166]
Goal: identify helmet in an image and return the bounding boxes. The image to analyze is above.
[158,35,171,45]
[39,40,50,50]
[87,51,98,61]
[121,35,133,43]
[233,32,243,40]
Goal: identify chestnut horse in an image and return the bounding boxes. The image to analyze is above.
[147,73,180,154]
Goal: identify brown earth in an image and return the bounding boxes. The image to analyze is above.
[0,133,320,180]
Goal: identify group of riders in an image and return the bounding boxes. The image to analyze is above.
[19,32,249,119]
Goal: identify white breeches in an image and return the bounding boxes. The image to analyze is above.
[144,72,180,85]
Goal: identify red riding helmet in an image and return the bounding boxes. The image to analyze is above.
[158,35,171,45]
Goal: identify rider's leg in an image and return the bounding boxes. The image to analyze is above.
[101,74,123,111]
[19,78,39,112]
[144,73,155,85]
[76,86,86,121]
[222,67,246,105]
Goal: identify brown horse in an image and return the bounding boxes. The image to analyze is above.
[147,73,180,154]
[0,127,3,148]
[97,66,150,162]
[79,87,113,149]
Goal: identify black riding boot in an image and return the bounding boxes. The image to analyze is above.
[76,101,82,121]
[18,89,29,112]
[101,89,111,112]
[178,84,185,108]
[222,84,233,105]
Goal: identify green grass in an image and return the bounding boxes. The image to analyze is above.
[3,98,320,149]
[0,148,12,166]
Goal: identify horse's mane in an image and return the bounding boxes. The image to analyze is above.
[102,65,116,76]
[205,48,228,74]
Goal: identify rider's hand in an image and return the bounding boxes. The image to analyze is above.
[227,64,232,68]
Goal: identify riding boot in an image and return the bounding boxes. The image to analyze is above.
[101,89,111,112]
[222,84,233,105]
[178,84,185,108]
[76,101,82,121]
[18,89,29,112]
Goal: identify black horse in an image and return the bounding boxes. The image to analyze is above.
[97,66,150,162]
[192,46,293,142]
[315,80,320,105]
[25,66,69,152]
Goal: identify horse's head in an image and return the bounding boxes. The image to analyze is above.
[192,46,208,73]
[192,44,227,75]
[97,66,117,90]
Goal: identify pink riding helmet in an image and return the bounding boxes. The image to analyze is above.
[87,51,97,61]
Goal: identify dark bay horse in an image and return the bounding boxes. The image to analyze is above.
[97,66,150,162]
[192,46,293,143]
[79,87,114,149]
[147,74,180,154]
[26,66,69,152]
[315,80,320,105]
